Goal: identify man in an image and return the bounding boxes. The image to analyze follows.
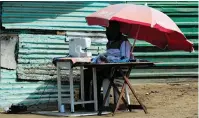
[84,21,133,110]
[92,21,133,63]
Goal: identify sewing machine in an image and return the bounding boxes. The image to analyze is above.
[69,38,92,57]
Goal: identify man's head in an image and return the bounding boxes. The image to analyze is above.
[106,21,121,41]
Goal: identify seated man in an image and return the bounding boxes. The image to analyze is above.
[92,22,133,63]
[84,21,133,111]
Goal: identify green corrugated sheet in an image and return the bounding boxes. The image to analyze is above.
[2,1,198,31]
[17,32,198,81]
[2,1,198,80]
[0,2,2,29]
[0,69,78,109]
[0,1,198,109]
[2,1,123,31]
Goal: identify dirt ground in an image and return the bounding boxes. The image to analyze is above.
[0,81,198,118]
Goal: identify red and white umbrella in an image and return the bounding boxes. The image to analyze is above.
[86,4,194,52]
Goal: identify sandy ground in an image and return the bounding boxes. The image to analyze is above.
[0,81,198,118]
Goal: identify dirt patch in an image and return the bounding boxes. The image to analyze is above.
[0,81,198,118]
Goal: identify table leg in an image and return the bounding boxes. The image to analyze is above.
[112,82,129,108]
[92,67,98,111]
[57,65,62,112]
[119,68,148,114]
[125,85,130,105]
[80,66,84,108]
[98,80,112,115]
[113,82,126,116]
[69,65,75,113]
[99,67,128,115]
[125,76,148,113]
[103,79,110,106]
[111,67,130,108]
[125,67,132,105]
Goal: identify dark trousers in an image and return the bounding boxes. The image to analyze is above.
[83,67,111,111]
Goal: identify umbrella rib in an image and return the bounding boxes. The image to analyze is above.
[131,25,141,53]
[164,33,170,50]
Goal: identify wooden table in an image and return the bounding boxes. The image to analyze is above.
[53,57,154,114]
[74,62,154,115]
[53,57,98,113]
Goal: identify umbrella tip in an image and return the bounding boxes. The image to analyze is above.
[191,48,195,53]
[145,3,148,6]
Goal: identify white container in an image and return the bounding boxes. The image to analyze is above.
[60,104,65,113]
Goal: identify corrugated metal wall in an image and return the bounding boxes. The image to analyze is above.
[0,1,198,108]
[17,33,108,80]
[17,32,198,81]
[2,1,198,31]
[0,2,2,28]
[2,1,123,31]
[0,69,78,108]
[9,1,197,80]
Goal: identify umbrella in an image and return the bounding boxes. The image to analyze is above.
[86,4,194,52]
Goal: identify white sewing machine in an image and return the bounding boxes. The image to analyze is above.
[69,38,92,57]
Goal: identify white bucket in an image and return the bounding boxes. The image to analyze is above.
[60,104,65,113]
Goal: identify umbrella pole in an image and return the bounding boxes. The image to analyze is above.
[131,25,140,54]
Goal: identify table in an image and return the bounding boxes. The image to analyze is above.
[54,57,154,114]
[53,57,98,113]
[74,62,154,115]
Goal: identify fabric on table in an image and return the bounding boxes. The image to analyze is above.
[52,57,91,66]
[91,40,133,64]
